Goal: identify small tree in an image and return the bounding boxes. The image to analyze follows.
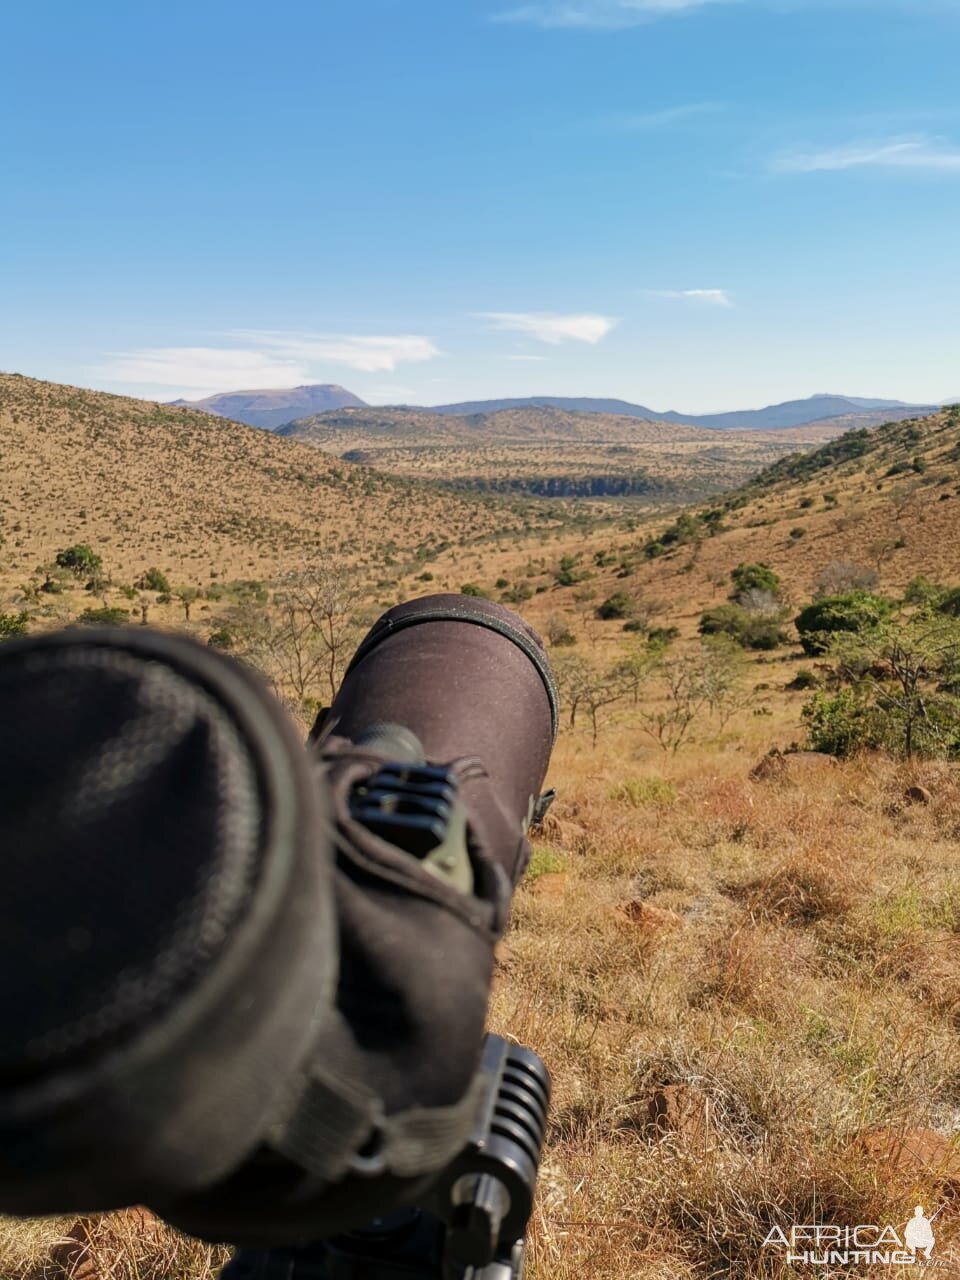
[138,567,172,593]
[229,562,364,711]
[55,544,103,581]
[795,591,894,656]
[730,562,780,598]
[698,634,749,730]
[176,586,201,622]
[806,607,960,758]
[0,610,29,641]
[813,561,879,598]
[637,650,711,754]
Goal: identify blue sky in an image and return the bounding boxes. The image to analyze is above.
[2,0,958,412]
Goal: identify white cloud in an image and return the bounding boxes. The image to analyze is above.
[602,102,722,130]
[227,330,441,372]
[505,354,550,361]
[477,312,618,344]
[93,331,441,399]
[773,135,960,173]
[645,289,735,307]
[92,348,311,399]
[494,0,732,28]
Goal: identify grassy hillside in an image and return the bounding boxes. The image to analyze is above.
[3,393,960,1279]
[0,374,604,628]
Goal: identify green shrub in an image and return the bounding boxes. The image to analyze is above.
[0,610,29,640]
[787,667,819,691]
[730,562,780,597]
[608,777,676,807]
[699,603,785,651]
[801,688,870,756]
[138,567,172,593]
[460,583,488,598]
[596,591,634,620]
[646,626,680,647]
[527,845,568,880]
[55,544,103,580]
[75,606,129,627]
[794,592,894,656]
[208,627,236,650]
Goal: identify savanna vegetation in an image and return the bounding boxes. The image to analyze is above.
[3,381,960,1278]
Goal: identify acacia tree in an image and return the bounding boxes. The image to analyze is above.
[823,607,960,759]
[551,653,630,743]
[228,562,364,714]
[634,639,749,753]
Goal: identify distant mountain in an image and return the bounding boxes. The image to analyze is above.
[171,384,366,430]
[421,393,938,432]
[419,396,663,419]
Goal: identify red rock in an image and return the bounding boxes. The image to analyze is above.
[615,900,683,931]
[529,871,570,897]
[855,1128,960,1194]
[643,1084,714,1148]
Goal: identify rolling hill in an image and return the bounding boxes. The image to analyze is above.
[0,374,582,616]
[420,392,939,432]
[417,403,960,654]
[277,404,835,504]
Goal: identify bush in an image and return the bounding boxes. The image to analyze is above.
[787,667,819,691]
[903,575,940,605]
[805,607,960,758]
[75,606,129,627]
[802,688,871,756]
[553,555,587,586]
[699,604,785,651]
[646,626,680,648]
[795,591,894,656]
[501,582,533,604]
[55,544,103,580]
[596,591,634,620]
[208,627,236,650]
[460,583,488,598]
[937,587,960,618]
[814,561,879,597]
[0,610,29,640]
[138,567,171,593]
[730,562,780,597]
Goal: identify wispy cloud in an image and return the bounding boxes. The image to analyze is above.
[505,354,550,361]
[601,102,723,130]
[644,288,735,307]
[773,134,960,173]
[226,331,441,372]
[477,312,618,343]
[494,0,733,29]
[94,331,441,398]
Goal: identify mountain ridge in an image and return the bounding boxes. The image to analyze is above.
[418,393,940,432]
